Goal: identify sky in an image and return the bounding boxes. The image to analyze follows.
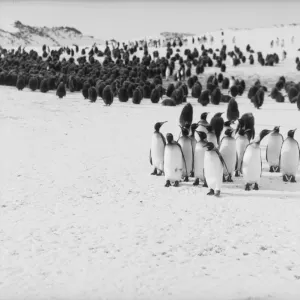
[1,0,300,41]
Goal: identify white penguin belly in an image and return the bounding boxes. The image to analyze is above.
[242,145,261,183]
[236,137,249,172]
[220,138,236,175]
[280,140,299,175]
[194,143,206,180]
[204,151,223,190]
[151,134,165,171]
[164,145,183,181]
[178,137,193,176]
[267,135,283,167]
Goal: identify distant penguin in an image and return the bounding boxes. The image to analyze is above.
[102,85,114,106]
[88,86,97,102]
[178,126,194,181]
[219,128,236,182]
[150,121,167,176]
[198,90,210,106]
[229,76,235,88]
[226,98,240,121]
[82,82,90,99]
[236,113,255,142]
[164,133,187,187]
[179,103,193,130]
[280,129,300,182]
[16,75,25,91]
[203,142,229,196]
[28,77,38,91]
[241,129,271,190]
[235,128,250,177]
[56,82,66,99]
[252,87,265,109]
[210,112,224,145]
[211,87,222,105]
[118,86,129,102]
[193,131,207,186]
[266,126,284,173]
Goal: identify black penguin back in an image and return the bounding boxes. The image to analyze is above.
[227,98,239,121]
[88,86,97,102]
[56,82,66,99]
[103,85,114,105]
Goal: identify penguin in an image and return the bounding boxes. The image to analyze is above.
[202,125,218,147]
[235,128,250,177]
[56,82,66,99]
[150,121,167,176]
[210,112,224,145]
[28,77,38,91]
[219,128,236,182]
[178,125,194,181]
[241,129,272,190]
[197,112,209,137]
[226,98,240,121]
[193,131,207,186]
[189,123,199,176]
[82,82,90,100]
[266,126,284,173]
[219,120,235,146]
[203,141,229,196]
[88,86,97,102]
[164,133,187,187]
[179,103,193,130]
[236,113,255,142]
[280,129,300,182]
[229,76,235,88]
[102,85,114,106]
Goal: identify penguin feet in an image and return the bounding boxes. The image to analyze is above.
[207,189,214,196]
[276,167,280,173]
[165,180,171,187]
[253,183,259,190]
[214,190,221,197]
[203,181,208,188]
[235,170,240,177]
[183,176,189,182]
[269,166,274,173]
[156,170,163,176]
[227,175,233,183]
[283,174,288,182]
[223,175,227,183]
[245,183,251,191]
[291,175,297,183]
[174,181,180,187]
[151,168,157,175]
[193,178,200,186]
[190,171,195,177]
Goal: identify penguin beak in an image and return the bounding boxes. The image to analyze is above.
[293,128,297,132]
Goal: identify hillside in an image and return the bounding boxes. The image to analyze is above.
[0,20,104,47]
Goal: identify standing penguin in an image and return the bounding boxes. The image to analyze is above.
[203,124,218,147]
[236,113,255,142]
[197,112,209,138]
[266,126,284,172]
[220,120,235,142]
[189,123,199,176]
[56,81,66,99]
[193,131,207,186]
[178,125,194,181]
[102,85,114,106]
[210,112,224,146]
[226,97,240,121]
[235,128,250,177]
[241,129,271,190]
[179,103,193,131]
[219,128,237,182]
[164,133,187,187]
[150,121,167,176]
[280,129,300,182]
[203,142,229,196]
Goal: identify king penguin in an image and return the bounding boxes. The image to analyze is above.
[266,126,284,173]
[280,129,300,182]
[235,128,250,177]
[196,112,209,140]
[241,129,271,190]
[193,131,207,186]
[178,125,194,181]
[219,128,237,182]
[202,124,218,147]
[164,133,187,187]
[189,123,199,176]
[150,121,167,176]
[203,142,229,196]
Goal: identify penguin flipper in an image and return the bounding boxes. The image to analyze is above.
[175,141,188,177]
[260,148,263,177]
[266,145,268,162]
[215,148,229,175]
[159,132,166,146]
[149,149,152,165]
[235,152,238,171]
[240,144,250,174]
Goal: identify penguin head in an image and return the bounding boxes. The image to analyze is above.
[273,126,280,133]
[214,112,224,118]
[257,129,272,144]
[288,129,297,138]
[196,131,207,141]
[166,133,174,143]
[154,121,167,132]
[190,123,199,133]
[203,141,215,151]
[179,125,189,136]
[224,128,234,137]
[200,112,209,120]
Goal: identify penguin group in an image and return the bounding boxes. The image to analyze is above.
[150,103,300,197]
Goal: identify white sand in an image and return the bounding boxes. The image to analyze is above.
[1,27,300,300]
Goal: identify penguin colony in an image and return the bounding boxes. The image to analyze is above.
[150,102,300,197]
[1,33,298,111]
